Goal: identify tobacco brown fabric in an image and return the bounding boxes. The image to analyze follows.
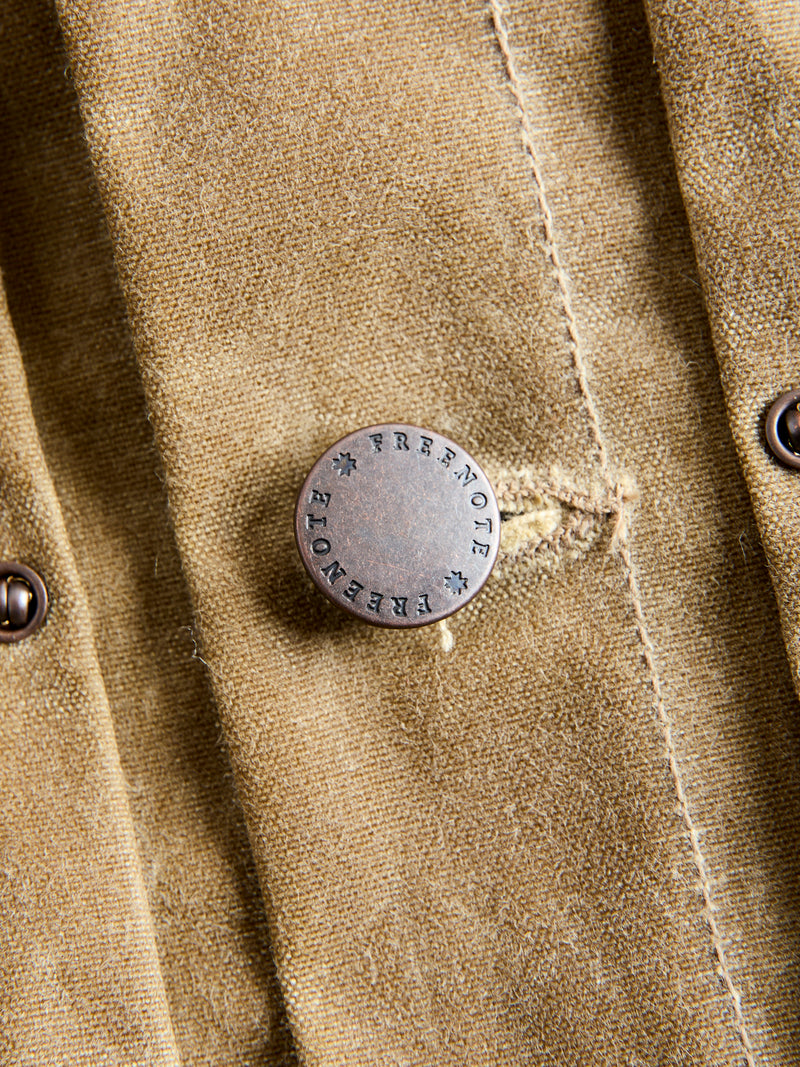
[645,0,800,685]
[0,3,294,1063]
[1,0,799,1064]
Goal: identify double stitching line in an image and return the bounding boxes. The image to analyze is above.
[488,2,757,1063]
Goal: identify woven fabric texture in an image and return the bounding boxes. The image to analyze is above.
[1,0,799,1063]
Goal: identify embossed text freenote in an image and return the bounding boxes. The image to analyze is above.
[321,577,435,618]
[303,499,437,618]
[363,430,489,495]
[360,430,498,569]
[297,425,498,626]
[365,429,466,468]
[367,429,433,455]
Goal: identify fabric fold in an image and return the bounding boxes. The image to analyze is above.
[50,0,800,1063]
[0,3,297,1061]
[0,281,181,1065]
[645,0,800,690]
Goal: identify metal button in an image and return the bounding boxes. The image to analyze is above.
[0,562,48,643]
[295,425,500,627]
[766,388,800,470]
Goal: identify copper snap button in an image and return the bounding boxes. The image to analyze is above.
[0,562,49,643]
[766,388,800,470]
[294,425,500,627]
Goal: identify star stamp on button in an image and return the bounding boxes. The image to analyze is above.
[294,425,500,628]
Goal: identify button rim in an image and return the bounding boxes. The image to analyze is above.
[0,562,49,643]
[294,424,500,629]
[766,388,800,471]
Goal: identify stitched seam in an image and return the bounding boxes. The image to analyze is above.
[498,512,601,565]
[615,497,757,1067]
[488,0,608,472]
[506,513,601,565]
[489,2,757,1062]
[493,477,627,517]
[541,509,597,555]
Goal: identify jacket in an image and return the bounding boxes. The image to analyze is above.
[1,0,799,1063]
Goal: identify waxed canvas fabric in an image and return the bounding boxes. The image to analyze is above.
[0,4,294,1062]
[1,0,799,1065]
[646,0,800,707]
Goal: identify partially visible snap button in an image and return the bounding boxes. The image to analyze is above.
[294,425,500,628]
[766,388,800,470]
[0,562,48,643]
